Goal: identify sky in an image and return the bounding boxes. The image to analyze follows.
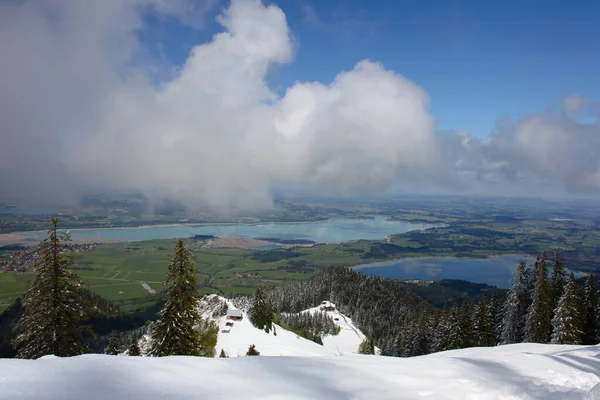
[1,0,599,211]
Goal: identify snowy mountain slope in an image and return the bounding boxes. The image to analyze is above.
[200,295,370,357]
[301,305,377,355]
[1,344,598,399]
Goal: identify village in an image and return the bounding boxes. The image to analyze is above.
[0,244,97,273]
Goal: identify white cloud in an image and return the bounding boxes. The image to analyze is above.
[0,0,599,211]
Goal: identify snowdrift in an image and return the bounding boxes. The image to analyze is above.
[1,344,599,399]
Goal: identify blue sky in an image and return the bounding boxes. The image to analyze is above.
[140,0,600,138]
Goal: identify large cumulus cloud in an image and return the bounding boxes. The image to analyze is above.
[1,0,599,211]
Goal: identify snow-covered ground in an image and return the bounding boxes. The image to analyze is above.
[205,295,369,357]
[1,344,599,399]
[301,304,376,355]
[3,296,598,398]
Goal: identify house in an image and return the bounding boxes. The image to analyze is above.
[225,321,234,326]
[319,301,336,312]
[227,309,243,320]
[221,325,231,333]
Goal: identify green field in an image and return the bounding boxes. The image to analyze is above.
[0,239,354,312]
[0,237,434,313]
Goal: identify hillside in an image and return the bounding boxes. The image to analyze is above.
[1,344,598,399]
[189,295,368,357]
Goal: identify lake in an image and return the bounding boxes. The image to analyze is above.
[354,255,534,288]
[14,216,437,244]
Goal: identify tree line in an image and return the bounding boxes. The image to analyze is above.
[270,253,599,358]
[387,252,599,357]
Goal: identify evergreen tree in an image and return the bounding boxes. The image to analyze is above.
[412,308,430,356]
[426,309,441,354]
[551,273,584,344]
[128,333,141,356]
[490,291,504,345]
[501,260,530,344]
[358,336,375,354]
[106,331,121,355]
[196,318,219,357]
[525,254,552,343]
[458,300,474,348]
[582,274,599,345]
[550,251,567,315]
[246,344,260,356]
[12,218,89,358]
[219,349,228,358]
[433,306,447,353]
[150,240,203,356]
[251,286,273,332]
[473,299,494,347]
[447,301,462,350]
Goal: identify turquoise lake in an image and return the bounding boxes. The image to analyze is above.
[354,255,534,288]
[18,216,437,243]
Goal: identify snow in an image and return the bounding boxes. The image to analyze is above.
[1,344,599,399]
[301,305,374,355]
[204,295,370,357]
[207,296,333,357]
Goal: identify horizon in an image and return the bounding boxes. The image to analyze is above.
[1,0,599,209]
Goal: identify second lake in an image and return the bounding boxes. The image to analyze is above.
[354,255,533,288]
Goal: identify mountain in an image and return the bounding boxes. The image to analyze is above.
[1,344,598,399]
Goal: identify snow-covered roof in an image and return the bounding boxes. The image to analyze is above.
[227,309,243,318]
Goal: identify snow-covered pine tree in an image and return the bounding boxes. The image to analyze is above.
[551,272,584,344]
[13,218,89,359]
[473,299,495,347]
[407,306,430,356]
[219,349,228,358]
[106,331,121,355]
[246,344,260,356]
[251,286,273,332]
[150,240,203,356]
[447,301,462,350]
[582,273,599,345]
[458,300,474,349]
[128,333,141,356]
[431,304,452,352]
[500,260,530,344]
[525,254,552,343]
[550,251,567,315]
[490,291,504,345]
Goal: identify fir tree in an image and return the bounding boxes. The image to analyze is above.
[582,274,599,345]
[458,300,475,348]
[12,218,89,358]
[150,240,203,356]
[551,273,583,344]
[550,251,567,314]
[251,286,273,332]
[473,299,495,347]
[490,291,504,345]
[106,331,121,355]
[128,333,141,356]
[447,301,462,350]
[433,304,452,352]
[525,254,552,343]
[219,349,228,358]
[246,344,260,356]
[412,307,430,356]
[501,260,530,344]
[358,336,375,354]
